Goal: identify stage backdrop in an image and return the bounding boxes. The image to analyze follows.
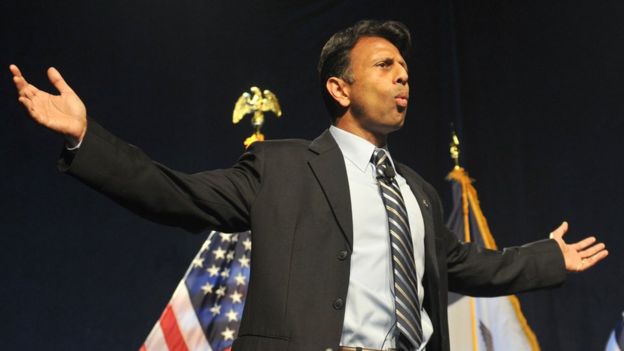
[1,0,622,349]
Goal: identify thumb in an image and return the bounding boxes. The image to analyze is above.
[549,221,568,240]
[47,67,73,94]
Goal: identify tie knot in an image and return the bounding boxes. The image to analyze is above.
[371,148,389,166]
[372,149,395,180]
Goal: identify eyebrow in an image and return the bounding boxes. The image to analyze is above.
[374,56,409,72]
[382,57,408,73]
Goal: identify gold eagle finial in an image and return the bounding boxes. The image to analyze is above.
[233,86,282,148]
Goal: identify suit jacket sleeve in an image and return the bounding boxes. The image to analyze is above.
[58,118,263,234]
[422,179,566,296]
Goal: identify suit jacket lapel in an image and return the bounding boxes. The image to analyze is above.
[308,130,354,249]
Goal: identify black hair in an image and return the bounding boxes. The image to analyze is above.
[317,20,411,120]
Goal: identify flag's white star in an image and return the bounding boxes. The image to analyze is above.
[206,264,220,277]
[235,272,246,286]
[242,238,252,251]
[225,308,238,322]
[238,255,250,268]
[210,303,221,316]
[200,239,211,252]
[216,285,227,298]
[230,290,243,304]
[219,233,232,242]
[201,282,214,295]
[226,251,235,262]
[220,268,230,278]
[231,234,239,243]
[191,257,204,268]
[213,247,226,260]
[221,327,235,341]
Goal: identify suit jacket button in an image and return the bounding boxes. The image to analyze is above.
[333,298,344,310]
[337,250,348,260]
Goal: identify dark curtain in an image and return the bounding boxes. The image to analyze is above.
[1,0,621,349]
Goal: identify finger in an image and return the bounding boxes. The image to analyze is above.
[13,74,36,93]
[579,242,606,258]
[47,67,73,94]
[9,64,23,78]
[13,75,29,91]
[18,96,34,112]
[10,65,28,91]
[549,221,568,239]
[17,96,44,122]
[22,85,38,99]
[579,250,609,271]
[571,236,597,251]
[14,76,40,98]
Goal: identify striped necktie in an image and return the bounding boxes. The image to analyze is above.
[372,148,423,350]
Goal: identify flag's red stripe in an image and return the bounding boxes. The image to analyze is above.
[139,345,147,351]
[160,304,189,351]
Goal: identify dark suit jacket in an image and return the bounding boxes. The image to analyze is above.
[60,119,566,351]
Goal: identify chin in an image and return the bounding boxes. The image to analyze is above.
[392,113,407,129]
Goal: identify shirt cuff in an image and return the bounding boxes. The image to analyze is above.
[65,138,83,150]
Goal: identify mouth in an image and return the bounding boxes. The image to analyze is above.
[395,93,409,108]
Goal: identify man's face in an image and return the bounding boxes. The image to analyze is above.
[344,36,409,137]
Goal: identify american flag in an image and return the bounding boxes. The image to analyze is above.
[141,231,251,351]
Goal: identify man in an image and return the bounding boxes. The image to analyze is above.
[10,20,607,351]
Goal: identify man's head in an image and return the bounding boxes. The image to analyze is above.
[318,20,411,144]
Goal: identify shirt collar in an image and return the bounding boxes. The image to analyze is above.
[329,125,396,173]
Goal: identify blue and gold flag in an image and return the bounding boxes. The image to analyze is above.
[446,167,540,351]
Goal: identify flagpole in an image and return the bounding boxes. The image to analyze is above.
[449,131,480,351]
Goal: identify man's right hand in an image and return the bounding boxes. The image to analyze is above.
[10,64,87,146]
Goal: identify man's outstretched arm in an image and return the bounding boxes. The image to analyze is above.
[445,220,609,296]
[9,64,261,234]
[10,64,87,145]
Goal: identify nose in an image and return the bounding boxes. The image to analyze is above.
[394,65,408,86]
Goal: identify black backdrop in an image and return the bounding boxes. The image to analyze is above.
[1,0,622,350]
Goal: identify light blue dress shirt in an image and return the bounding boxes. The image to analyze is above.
[330,126,433,350]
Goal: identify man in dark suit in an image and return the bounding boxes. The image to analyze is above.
[10,20,607,351]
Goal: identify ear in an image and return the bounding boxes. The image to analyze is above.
[326,77,351,108]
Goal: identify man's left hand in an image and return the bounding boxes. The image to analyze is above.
[549,221,609,272]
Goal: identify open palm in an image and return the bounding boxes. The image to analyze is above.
[10,65,87,144]
[549,221,608,272]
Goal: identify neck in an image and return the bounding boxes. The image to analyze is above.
[333,116,388,147]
